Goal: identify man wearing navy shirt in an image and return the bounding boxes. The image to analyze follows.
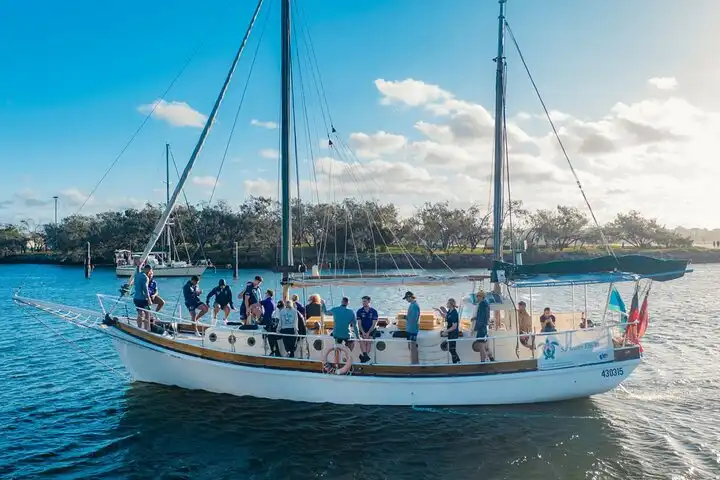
[356,295,378,363]
[239,275,263,321]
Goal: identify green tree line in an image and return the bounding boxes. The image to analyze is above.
[0,198,693,265]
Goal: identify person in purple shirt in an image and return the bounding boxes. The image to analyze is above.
[356,295,379,363]
[260,289,275,328]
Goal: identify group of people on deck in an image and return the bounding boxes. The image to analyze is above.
[132,269,577,364]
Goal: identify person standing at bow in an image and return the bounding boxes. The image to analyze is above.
[133,264,152,331]
[356,296,378,363]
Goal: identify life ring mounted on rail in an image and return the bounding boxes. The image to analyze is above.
[321,344,353,375]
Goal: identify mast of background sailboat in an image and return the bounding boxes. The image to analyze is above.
[491,0,506,261]
[280,0,293,295]
[132,0,265,272]
[165,142,171,263]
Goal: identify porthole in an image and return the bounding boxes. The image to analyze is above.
[228,334,236,345]
[313,339,323,351]
[209,333,217,342]
[376,341,386,351]
[247,337,256,347]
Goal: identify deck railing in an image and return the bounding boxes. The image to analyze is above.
[98,294,640,367]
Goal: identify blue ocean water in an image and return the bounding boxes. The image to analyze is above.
[1,264,718,479]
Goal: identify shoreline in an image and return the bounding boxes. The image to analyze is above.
[2,247,717,269]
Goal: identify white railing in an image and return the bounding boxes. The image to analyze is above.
[98,292,640,368]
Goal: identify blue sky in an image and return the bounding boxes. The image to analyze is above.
[1,0,719,227]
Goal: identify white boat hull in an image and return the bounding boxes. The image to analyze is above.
[108,327,639,406]
[115,265,207,277]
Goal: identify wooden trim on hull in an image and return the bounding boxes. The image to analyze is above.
[114,322,640,378]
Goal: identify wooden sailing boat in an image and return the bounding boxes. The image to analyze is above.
[14,0,691,405]
[114,144,209,277]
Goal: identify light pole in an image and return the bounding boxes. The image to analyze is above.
[52,196,59,225]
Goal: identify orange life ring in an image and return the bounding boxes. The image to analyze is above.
[321,344,353,375]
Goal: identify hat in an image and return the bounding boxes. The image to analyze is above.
[218,279,226,286]
[403,291,415,300]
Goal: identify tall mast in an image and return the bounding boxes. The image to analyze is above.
[132,0,264,273]
[165,143,171,262]
[491,0,506,261]
[280,0,293,295]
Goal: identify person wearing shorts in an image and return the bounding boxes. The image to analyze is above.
[147,270,165,313]
[132,265,152,331]
[206,279,234,324]
[183,275,208,323]
[403,291,420,364]
[517,301,534,350]
[356,296,378,363]
[473,290,492,362]
[240,275,263,321]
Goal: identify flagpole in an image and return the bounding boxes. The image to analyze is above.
[602,282,613,325]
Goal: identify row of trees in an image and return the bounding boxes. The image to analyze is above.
[0,198,693,263]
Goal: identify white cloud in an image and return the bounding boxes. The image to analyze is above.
[348,131,407,159]
[251,119,278,129]
[360,76,719,227]
[137,99,207,128]
[259,148,280,160]
[192,176,218,187]
[374,79,452,106]
[243,178,319,199]
[243,178,275,197]
[647,76,678,90]
[11,75,718,230]
[59,188,91,207]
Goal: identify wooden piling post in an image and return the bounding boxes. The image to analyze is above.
[233,241,239,280]
[84,241,92,279]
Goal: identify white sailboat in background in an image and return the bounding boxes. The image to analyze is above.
[114,143,209,277]
[14,0,691,406]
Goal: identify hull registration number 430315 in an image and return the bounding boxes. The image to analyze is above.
[601,367,624,378]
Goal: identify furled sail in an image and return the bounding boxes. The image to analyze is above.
[491,254,691,287]
[288,273,489,288]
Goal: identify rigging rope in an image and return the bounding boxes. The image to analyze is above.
[169,147,208,263]
[293,1,334,131]
[504,20,617,263]
[208,0,273,206]
[23,309,131,381]
[75,0,241,215]
[501,56,517,260]
[290,41,305,266]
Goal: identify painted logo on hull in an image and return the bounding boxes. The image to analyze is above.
[538,337,560,360]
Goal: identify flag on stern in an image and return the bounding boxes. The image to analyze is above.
[637,287,651,341]
[608,287,627,316]
[625,286,640,344]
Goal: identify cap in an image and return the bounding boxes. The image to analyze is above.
[403,291,415,300]
[218,279,226,286]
